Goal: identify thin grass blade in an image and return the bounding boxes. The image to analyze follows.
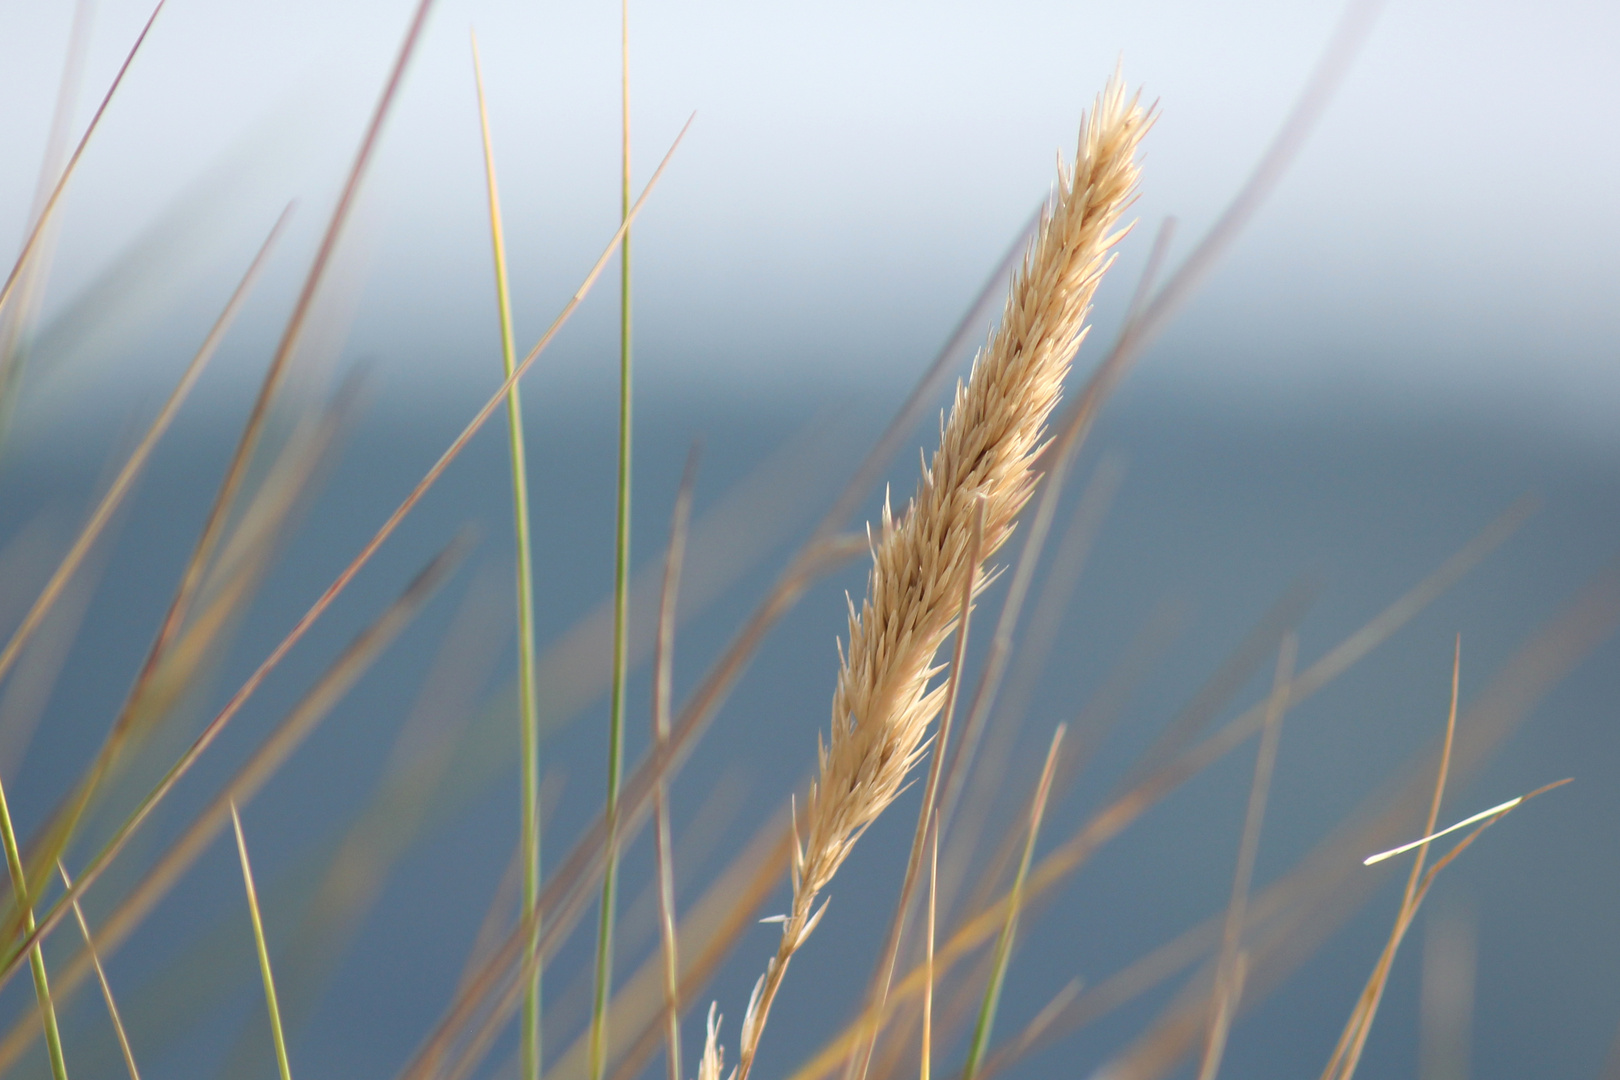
[1195,634,1296,1080]
[231,804,292,1080]
[0,0,164,317]
[470,32,545,1080]
[594,4,638,1076]
[920,823,939,1080]
[962,725,1065,1080]
[57,862,140,1080]
[0,780,68,1080]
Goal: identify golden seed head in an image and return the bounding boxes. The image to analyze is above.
[799,70,1150,917]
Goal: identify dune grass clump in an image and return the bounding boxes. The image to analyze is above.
[0,7,1597,1080]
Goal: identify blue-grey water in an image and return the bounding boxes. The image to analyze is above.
[1,369,1617,1080]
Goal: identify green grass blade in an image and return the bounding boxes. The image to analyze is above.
[470,32,544,1080]
[593,3,634,1078]
[231,803,292,1080]
[961,725,1065,1080]
[0,780,68,1080]
[57,862,140,1080]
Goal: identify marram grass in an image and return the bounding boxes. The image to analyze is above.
[729,75,1148,1080]
[0,8,1595,1080]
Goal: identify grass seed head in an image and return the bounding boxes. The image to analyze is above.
[799,70,1151,923]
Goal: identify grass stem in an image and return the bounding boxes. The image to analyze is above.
[0,0,163,319]
[471,33,544,1080]
[0,779,67,1080]
[57,862,140,1080]
[920,823,938,1080]
[232,803,292,1080]
[961,724,1064,1080]
[593,3,635,1077]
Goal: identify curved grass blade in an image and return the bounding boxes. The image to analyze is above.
[470,32,545,1080]
[1320,636,1462,1080]
[654,446,701,1080]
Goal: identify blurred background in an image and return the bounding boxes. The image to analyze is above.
[0,0,1617,1078]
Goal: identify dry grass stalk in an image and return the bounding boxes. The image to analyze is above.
[655,447,702,1080]
[1318,637,1461,1080]
[1195,634,1296,1080]
[920,822,939,1080]
[0,1,163,318]
[56,862,140,1080]
[726,71,1150,1080]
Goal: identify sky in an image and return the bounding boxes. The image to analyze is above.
[0,0,1617,434]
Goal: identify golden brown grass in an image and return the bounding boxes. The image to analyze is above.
[728,72,1151,1080]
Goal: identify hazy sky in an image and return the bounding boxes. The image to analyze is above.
[1,0,1616,431]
